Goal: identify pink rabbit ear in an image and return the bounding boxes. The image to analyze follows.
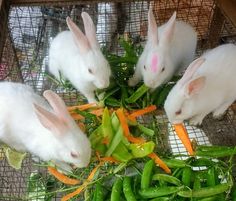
[43,90,72,123]
[66,16,90,53]
[151,54,159,73]
[185,76,206,97]
[160,11,176,46]
[81,12,100,49]
[179,57,206,87]
[34,104,68,136]
[148,7,158,44]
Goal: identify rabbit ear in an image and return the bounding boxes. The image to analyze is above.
[66,16,90,53]
[148,7,158,44]
[81,12,100,49]
[185,76,206,97]
[34,104,68,135]
[43,90,72,123]
[179,58,205,87]
[160,11,176,46]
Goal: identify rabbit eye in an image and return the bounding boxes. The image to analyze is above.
[71,152,79,158]
[175,109,182,115]
[144,65,146,70]
[161,67,165,72]
[88,68,93,74]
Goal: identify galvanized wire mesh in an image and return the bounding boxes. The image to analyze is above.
[0,0,236,200]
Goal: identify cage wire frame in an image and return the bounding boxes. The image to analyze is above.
[0,0,236,200]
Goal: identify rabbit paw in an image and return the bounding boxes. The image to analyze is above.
[189,115,204,126]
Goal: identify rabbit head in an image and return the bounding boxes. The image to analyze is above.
[34,90,91,168]
[140,9,177,89]
[164,58,206,124]
[66,12,111,89]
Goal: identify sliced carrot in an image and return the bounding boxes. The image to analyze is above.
[47,167,80,185]
[70,113,84,120]
[67,103,98,112]
[173,123,194,155]
[90,108,104,116]
[128,105,157,119]
[116,108,146,144]
[61,161,104,201]
[61,184,86,201]
[148,153,171,174]
[100,156,118,163]
[77,122,86,132]
[101,136,110,145]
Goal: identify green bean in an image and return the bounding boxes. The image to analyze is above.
[150,197,169,201]
[123,177,137,201]
[190,158,215,167]
[139,186,184,198]
[137,124,155,137]
[111,177,123,201]
[152,174,182,186]
[197,196,225,201]
[172,168,183,179]
[193,174,201,190]
[126,84,149,103]
[141,160,155,190]
[182,167,192,186]
[162,158,187,168]
[177,183,231,198]
[206,167,216,187]
[93,182,104,201]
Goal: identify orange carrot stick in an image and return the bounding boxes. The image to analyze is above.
[100,156,118,163]
[77,122,86,132]
[148,153,171,174]
[173,123,194,155]
[47,167,80,185]
[67,103,98,112]
[70,113,84,120]
[61,161,104,201]
[90,108,104,116]
[61,184,86,201]
[116,108,145,144]
[129,105,157,119]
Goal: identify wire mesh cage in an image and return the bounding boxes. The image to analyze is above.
[0,0,236,200]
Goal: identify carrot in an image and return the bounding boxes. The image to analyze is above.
[77,122,86,132]
[61,161,104,201]
[100,156,118,163]
[67,103,98,112]
[61,184,86,201]
[90,108,104,116]
[128,105,157,119]
[47,167,80,185]
[101,136,110,145]
[70,113,84,120]
[148,153,171,174]
[173,123,194,155]
[116,108,145,144]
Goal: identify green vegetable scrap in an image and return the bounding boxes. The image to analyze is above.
[2,144,27,170]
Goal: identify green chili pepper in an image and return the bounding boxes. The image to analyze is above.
[141,160,154,190]
[112,142,133,162]
[102,107,114,146]
[105,125,123,156]
[137,124,155,137]
[178,183,231,198]
[182,167,192,186]
[152,174,182,186]
[139,186,184,198]
[93,182,104,201]
[123,177,137,201]
[126,84,149,103]
[129,141,155,158]
[111,177,123,201]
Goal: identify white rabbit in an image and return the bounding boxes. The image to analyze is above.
[49,12,111,103]
[128,8,197,89]
[0,82,91,171]
[164,43,236,126]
